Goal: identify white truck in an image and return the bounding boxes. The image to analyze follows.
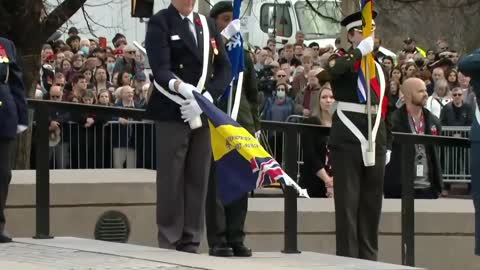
[149,0,342,48]
[239,0,341,48]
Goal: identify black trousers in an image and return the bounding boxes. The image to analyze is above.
[205,161,248,247]
[0,138,14,226]
[331,144,386,261]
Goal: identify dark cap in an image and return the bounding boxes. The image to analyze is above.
[403,37,415,44]
[112,33,127,47]
[209,1,233,18]
[66,35,80,45]
[340,11,378,31]
[68,27,79,35]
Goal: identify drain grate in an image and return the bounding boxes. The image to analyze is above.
[94,211,130,243]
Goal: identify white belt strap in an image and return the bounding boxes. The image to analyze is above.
[476,105,480,125]
[336,102,378,114]
[336,61,386,167]
[153,14,211,127]
[153,14,210,104]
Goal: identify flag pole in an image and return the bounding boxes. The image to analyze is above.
[363,1,375,166]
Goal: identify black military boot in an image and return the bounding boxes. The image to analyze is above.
[230,243,252,257]
[0,224,12,243]
[209,242,234,257]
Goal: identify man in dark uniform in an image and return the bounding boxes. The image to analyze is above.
[458,49,480,256]
[205,1,260,257]
[0,37,28,243]
[325,11,392,260]
[145,0,231,253]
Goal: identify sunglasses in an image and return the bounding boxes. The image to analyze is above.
[277,74,286,78]
[452,93,463,97]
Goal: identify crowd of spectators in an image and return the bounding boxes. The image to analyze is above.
[37,27,473,197]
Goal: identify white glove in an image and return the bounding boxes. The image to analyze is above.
[221,19,241,40]
[255,130,262,140]
[203,91,213,103]
[17,125,28,134]
[357,36,374,56]
[180,99,203,123]
[178,82,197,99]
[385,150,392,165]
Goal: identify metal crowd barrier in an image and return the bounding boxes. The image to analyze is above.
[26,99,471,267]
[439,126,471,183]
[46,119,474,186]
[46,121,156,170]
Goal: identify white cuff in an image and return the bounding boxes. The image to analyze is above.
[203,91,213,103]
[168,79,177,92]
[17,125,28,134]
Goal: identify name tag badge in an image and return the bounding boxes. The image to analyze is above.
[171,35,180,41]
[416,165,424,177]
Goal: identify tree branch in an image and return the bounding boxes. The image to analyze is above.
[39,0,87,42]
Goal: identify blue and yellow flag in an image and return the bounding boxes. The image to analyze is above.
[193,92,309,204]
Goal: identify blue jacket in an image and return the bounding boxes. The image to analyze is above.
[0,37,28,139]
[144,4,231,122]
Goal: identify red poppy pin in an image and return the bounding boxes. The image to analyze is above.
[0,44,9,64]
[195,18,202,27]
[431,125,438,136]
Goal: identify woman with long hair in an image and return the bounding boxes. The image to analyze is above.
[299,86,335,198]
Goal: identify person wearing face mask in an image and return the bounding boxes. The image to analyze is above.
[261,82,295,122]
[79,38,91,57]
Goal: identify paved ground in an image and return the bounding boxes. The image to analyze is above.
[0,242,196,269]
[0,237,423,270]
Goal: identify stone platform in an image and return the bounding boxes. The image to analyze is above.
[5,169,480,270]
[0,237,422,270]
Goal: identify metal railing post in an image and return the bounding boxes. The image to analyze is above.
[282,128,300,254]
[33,102,53,239]
[401,145,415,266]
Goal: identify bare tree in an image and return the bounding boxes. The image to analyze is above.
[0,0,87,169]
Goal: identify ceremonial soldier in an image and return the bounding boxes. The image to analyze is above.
[205,1,260,257]
[145,0,231,253]
[325,11,391,260]
[0,37,28,243]
[458,49,480,256]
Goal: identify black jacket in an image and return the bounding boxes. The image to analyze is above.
[144,5,231,122]
[440,102,473,127]
[299,117,329,197]
[326,47,392,150]
[0,37,28,139]
[384,105,443,198]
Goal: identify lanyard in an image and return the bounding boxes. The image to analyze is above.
[409,111,425,134]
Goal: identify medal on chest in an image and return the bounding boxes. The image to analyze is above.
[210,38,219,56]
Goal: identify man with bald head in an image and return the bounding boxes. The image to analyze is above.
[384,78,443,199]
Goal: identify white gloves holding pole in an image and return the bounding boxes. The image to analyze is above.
[357,36,374,57]
[176,82,214,129]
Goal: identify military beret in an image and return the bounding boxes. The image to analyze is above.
[210,1,233,18]
[340,11,378,31]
